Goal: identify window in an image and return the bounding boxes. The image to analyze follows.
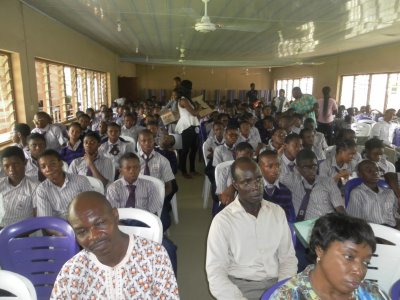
[275,77,314,100]
[339,73,400,112]
[35,60,109,123]
[0,52,17,143]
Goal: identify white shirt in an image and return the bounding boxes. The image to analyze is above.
[174,101,199,134]
[206,197,297,300]
[371,120,398,146]
[31,124,65,151]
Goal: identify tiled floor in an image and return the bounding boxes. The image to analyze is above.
[168,173,215,300]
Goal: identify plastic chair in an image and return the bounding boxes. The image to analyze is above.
[85,175,105,194]
[171,194,179,224]
[139,174,165,216]
[365,223,400,294]
[120,135,135,144]
[260,278,289,299]
[0,270,37,300]
[0,217,79,300]
[344,178,389,207]
[214,160,235,201]
[391,279,400,300]
[201,142,211,209]
[118,208,163,243]
[170,133,182,150]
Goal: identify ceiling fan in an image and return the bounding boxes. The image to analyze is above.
[194,0,267,33]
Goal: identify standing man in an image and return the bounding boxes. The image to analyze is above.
[272,89,289,113]
[290,87,317,123]
[246,83,258,106]
[371,108,398,147]
[206,157,297,300]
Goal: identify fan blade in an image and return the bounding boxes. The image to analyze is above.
[218,23,267,33]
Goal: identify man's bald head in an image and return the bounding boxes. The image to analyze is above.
[231,157,259,182]
[68,191,113,222]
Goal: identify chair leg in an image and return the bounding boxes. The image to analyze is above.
[171,194,179,224]
[203,176,211,209]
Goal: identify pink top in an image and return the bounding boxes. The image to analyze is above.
[317,98,338,123]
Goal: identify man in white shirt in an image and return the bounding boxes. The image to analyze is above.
[206,157,297,300]
[371,108,398,146]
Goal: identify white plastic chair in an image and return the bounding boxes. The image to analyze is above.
[171,194,179,224]
[139,174,165,216]
[365,223,400,294]
[120,135,135,144]
[202,142,211,209]
[85,176,105,194]
[118,208,163,243]
[170,133,182,150]
[351,122,371,144]
[0,270,37,300]
[357,119,376,125]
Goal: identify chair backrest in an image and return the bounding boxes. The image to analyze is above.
[170,133,182,150]
[120,135,135,144]
[365,223,400,294]
[0,217,79,300]
[85,175,105,194]
[0,270,37,300]
[357,119,376,125]
[260,278,289,299]
[202,142,210,165]
[344,178,389,207]
[391,279,400,300]
[138,174,165,210]
[117,208,163,243]
[214,160,234,180]
[351,122,371,137]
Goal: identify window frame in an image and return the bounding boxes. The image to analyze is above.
[35,58,109,123]
[275,77,314,100]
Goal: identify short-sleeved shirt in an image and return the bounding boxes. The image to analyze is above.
[99,139,135,168]
[51,234,180,300]
[32,124,65,151]
[212,144,235,167]
[106,177,163,215]
[0,176,39,227]
[138,149,175,183]
[35,173,93,219]
[290,94,317,122]
[68,154,114,184]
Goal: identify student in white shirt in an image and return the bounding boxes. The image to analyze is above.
[31,112,65,151]
[362,137,395,176]
[371,108,398,146]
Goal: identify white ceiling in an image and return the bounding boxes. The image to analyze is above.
[22,0,400,67]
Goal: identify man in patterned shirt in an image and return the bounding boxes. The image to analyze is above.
[51,191,179,300]
[290,87,317,123]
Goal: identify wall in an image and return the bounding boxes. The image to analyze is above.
[0,0,119,124]
[135,64,273,100]
[272,42,400,100]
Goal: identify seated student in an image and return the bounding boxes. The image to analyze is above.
[10,123,31,156]
[255,116,274,145]
[259,150,295,223]
[106,153,162,215]
[75,110,84,119]
[85,107,97,127]
[303,117,328,152]
[261,128,287,153]
[31,111,65,151]
[300,128,326,161]
[241,113,263,152]
[326,128,362,166]
[208,113,230,138]
[206,157,297,300]
[270,213,389,300]
[96,120,108,140]
[203,121,225,163]
[98,122,135,176]
[237,120,263,155]
[277,115,292,134]
[279,133,302,176]
[290,113,303,134]
[25,133,47,182]
[59,122,84,165]
[215,142,254,210]
[280,149,345,221]
[138,129,177,231]
[319,139,358,188]
[0,147,39,229]
[212,126,239,167]
[68,132,114,187]
[51,192,179,299]
[155,134,178,175]
[347,160,399,228]
[371,108,398,146]
[36,150,92,219]
[121,112,143,142]
[78,113,92,139]
[363,137,395,176]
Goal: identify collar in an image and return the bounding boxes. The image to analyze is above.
[68,139,81,151]
[139,148,155,159]
[224,143,235,151]
[332,156,348,170]
[108,139,120,146]
[301,176,316,189]
[230,196,268,215]
[213,136,225,145]
[263,177,280,189]
[281,152,295,166]
[48,172,68,188]
[121,176,138,186]
[360,182,383,194]
[7,176,26,188]
[267,139,276,151]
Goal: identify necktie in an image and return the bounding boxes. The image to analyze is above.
[109,144,120,156]
[264,186,275,198]
[142,155,152,175]
[125,185,136,208]
[296,183,314,222]
[288,162,295,172]
[278,99,284,112]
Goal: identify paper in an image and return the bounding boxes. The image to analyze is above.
[293,218,317,248]
[192,95,214,118]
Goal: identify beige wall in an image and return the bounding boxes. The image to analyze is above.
[272,42,400,100]
[0,0,119,125]
[135,64,273,100]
